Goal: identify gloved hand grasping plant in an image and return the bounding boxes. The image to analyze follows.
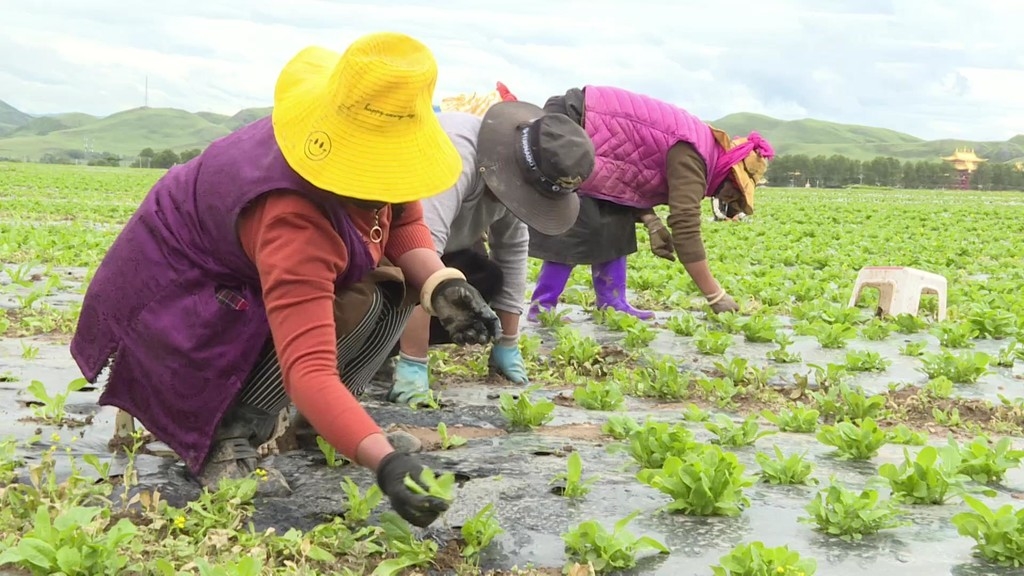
[707,290,740,314]
[375,452,450,527]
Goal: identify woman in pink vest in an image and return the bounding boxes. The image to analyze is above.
[70,33,507,529]
[527,86,774,319]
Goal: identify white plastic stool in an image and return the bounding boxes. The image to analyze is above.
[848,266,948,321]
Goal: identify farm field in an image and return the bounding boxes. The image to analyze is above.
[2,160,1024,575]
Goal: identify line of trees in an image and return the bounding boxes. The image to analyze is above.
[132,147,201,169]
[765,154,1024,191]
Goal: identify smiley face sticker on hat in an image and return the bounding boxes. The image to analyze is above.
[304,131,332,161]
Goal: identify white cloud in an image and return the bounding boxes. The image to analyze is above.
[2,0,1023,141]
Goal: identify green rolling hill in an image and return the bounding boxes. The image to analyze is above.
[711,112,1024,163]
[0,98,1021,164]
[0,100,33,136]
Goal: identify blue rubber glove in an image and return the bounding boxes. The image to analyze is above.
[387,354,431,405]
[488,334,529,384]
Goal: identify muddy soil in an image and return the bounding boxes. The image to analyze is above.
[3,292,1024,574]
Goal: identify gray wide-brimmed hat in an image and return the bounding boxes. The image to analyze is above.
[476,101,595,235]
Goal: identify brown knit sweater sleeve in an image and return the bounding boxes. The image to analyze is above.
[665,142,710,263]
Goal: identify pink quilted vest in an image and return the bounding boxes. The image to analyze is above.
[580,85,720,209]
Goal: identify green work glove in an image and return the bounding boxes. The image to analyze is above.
[387,353,430,405]
[488,334,529,384]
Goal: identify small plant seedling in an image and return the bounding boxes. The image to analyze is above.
[316,436,350,468]
[954,435,1024,484]
[573,380,625,411]
[923,376,955,399]
[24,378,88,426]
[893,313,927,334]
[816,418,887,460]
[403,468,456,504]
[499,386,555,429]
[460,503,503,563]
[995,340,1023,367]
[834,384,887,423]
[800,479,906,541]
[536,308,567,327]
[843,349,891,372]
[952,495,1024,568]
[712,541,818,576]
[966,307,1018,340]
[601,414,640,439]
[762,405,819,433]
[20,340,39,360]
[623,324,657,349]
[551,452,598,499]
[372,511,439,575]
[767,344,802,363]
[666,313,701,336]
[682,403,709,422]
[878,445,995,505]
[704,414,774,447]
[626,420,698,469]
[694,329,733,355]
[710,311,746,334]
[900,341,927,357]
[561,510,669,573]
[861,318,894,341]
[0,504,141,576]
[811,322,857,349]
[436,422,467,450]
[931,321,978,349]
[919,350,992,384]
[637,445,755,517]
[340,476,383,525]
[885,424,928,445]
[551,328,603,372]
[755,446,815,485]
[741,313,780,343]
[408,388,442,411]
[0,438,22,485]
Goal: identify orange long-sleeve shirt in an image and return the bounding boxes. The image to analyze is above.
[236,191,433,461]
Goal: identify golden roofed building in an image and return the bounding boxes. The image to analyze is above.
[941,147,987,172]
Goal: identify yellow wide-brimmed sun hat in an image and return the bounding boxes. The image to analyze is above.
[272,32,462,202]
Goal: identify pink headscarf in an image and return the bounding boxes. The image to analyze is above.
[706,131,776,197]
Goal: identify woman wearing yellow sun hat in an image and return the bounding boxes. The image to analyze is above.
[70,32,499,529]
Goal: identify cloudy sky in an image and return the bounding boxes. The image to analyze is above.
[3,0,1023,141]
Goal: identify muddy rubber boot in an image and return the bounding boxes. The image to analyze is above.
[196,404,292,497]
[592,257,654,320]
[527,261,574,322]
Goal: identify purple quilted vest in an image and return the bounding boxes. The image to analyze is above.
[580,85,721,209]
[70,116,374,473]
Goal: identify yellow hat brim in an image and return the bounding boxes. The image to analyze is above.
[271,45,462,203]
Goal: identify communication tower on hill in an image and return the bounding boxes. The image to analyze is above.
[941,147,987,190]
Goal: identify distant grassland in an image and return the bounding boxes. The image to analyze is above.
[1,100,1023,163]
